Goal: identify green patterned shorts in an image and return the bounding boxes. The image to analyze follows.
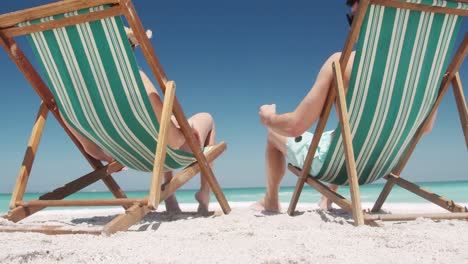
[286,130,333,176]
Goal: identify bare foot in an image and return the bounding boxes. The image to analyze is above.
[195,190,210,215]
[249,199,265,211]
[164,195,182,214]
[318,196,333,211]
[251,195,281,213]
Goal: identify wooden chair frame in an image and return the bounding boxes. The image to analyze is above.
[287,0,468,226]
[0,0,231,235]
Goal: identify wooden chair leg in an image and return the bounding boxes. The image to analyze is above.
[103,143,227,235]
[9,102,48,209]
[101,176,128,208]
[161,142,227,200]
[287,177,308,216]
[199,160,231,214]
[289,165,381,226]
[287,123,327,216]
[1,36,128,207]
[148,81,176,210]
[289,165,352,212]
[332,61,364,226]
[452,72,468,149]
[287,88,333,216]
[123,1,231,214]
[371,175,396,213]
[102,204,151,235]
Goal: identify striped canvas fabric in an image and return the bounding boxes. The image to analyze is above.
[315,0,467,185]
[20,5,200,172]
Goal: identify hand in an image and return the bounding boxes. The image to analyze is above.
[259,104,276,126]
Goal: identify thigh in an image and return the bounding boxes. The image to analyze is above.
[267,129,287,155]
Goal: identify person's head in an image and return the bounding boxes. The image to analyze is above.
[346,0,360,26]
[124,26,153,49]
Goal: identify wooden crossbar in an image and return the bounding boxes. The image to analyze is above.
[2,6,124,38]
[365,212,468,222]
[17,198,146,207]
[0,0,119,29]
[0,225,102,235]
[12,143,227,209]
[388,174,467,212]
[5,161,124,222]
[371,0,468,16]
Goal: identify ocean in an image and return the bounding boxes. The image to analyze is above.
[1,181,468,213]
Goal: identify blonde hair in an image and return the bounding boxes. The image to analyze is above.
[124,26,153,47]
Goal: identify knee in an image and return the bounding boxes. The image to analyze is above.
[266,129,279,146]
[266,129,275,143]
[199,112,213,120]
[330,52,342,62]
[198,112,214,127]
[198,112,213,120]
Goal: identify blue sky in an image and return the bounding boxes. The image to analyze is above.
[0,0,467,193]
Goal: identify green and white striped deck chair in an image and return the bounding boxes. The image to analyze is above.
[288,0,468,226]
[0,0,230,235]
[22,6,203,173]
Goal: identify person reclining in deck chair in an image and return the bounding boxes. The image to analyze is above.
[253,0,437,213]
[61,27,216,214]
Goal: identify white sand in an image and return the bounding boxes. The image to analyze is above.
[1,202,468,264]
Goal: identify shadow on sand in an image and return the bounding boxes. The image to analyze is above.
[69,211,220,232]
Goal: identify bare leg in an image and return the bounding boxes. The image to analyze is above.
[142,68,218,213]
[318,184,339,210]
[252,129,287,213]
[140,70,186,149]
[163,171,182,213]
[254,52,356,213]
[180,113,216,214]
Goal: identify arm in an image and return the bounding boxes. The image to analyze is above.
[259,53,345,137]
[422,111,437,135]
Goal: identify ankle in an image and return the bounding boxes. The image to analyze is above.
[265,188,279,201]
[265,192,279,206]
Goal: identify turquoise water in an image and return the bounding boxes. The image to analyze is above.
[1,181,468,213]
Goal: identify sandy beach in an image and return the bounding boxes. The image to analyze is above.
[1,1,467,264]
[1,202,468,264]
